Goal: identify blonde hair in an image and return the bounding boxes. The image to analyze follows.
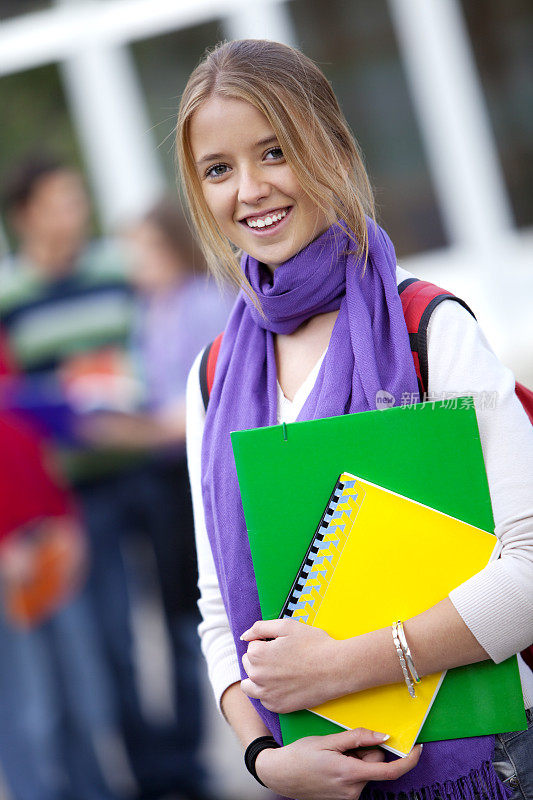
[176,38,375,294]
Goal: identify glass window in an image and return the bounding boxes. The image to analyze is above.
[131,19,224,189]
[0,63,85,247]
[0,1,51,21]
[288,0,447,256]
[460,0,533,229]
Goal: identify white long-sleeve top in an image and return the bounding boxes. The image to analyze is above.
[186,266,533,710]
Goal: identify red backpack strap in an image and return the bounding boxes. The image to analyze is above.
[398,278,476,396]
[199,332,223,412]
[515,382,533,425]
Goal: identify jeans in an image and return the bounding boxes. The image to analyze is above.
[0,593,118,800]
[79,462,208,799]
[493,707,533,800]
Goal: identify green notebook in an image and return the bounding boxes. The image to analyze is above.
[231,400,526,746]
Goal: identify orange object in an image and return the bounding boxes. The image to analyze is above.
[60,347,142,413]
[2,519,85,628]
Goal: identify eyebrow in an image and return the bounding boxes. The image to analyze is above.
[195,135,279,166]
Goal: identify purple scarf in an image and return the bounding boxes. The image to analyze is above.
[201,220,508,800]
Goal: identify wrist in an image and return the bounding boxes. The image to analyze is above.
[254,745,278,787]
[336,636,363,695]
[244,735,280,787]
[338,628,402,696]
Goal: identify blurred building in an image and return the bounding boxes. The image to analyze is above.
[1,0,531,382]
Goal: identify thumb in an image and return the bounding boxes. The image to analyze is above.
[323,728,390,752]
[240,618,297,641]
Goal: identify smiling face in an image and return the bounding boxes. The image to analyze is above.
[189,95,333,271]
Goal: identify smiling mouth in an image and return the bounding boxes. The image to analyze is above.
[240,207,292,232]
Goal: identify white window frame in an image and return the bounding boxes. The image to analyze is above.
[0,0,531,377]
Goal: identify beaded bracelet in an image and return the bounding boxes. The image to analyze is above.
[244,735,280,787]
[392,621,416,698]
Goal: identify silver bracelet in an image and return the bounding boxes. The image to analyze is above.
[396,620,420,684]
[392,621,416,698]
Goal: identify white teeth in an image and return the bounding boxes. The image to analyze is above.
[245,208,288,229]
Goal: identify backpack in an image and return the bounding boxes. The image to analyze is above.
[199,278,533,671]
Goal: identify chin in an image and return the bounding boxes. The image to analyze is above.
[249,237,304,267]
[251,249,292,271]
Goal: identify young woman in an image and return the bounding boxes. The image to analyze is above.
[179,39,533,800]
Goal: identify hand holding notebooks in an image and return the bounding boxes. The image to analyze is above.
[231,401,525,751]
[279,471,499,756]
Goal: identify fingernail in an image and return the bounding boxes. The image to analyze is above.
[373,732,390,741]
[240,630,249,640]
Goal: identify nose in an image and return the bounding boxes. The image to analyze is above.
[237,165,270,207]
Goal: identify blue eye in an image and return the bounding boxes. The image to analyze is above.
[265,147,284,160]
[205,163,229,179]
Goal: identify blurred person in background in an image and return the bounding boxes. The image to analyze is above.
[82,197,235,800]
[84,198,234,448]
[0,339,117,800]
[0,157,211,800]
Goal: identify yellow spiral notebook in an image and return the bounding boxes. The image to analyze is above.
[279,472,500,757]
